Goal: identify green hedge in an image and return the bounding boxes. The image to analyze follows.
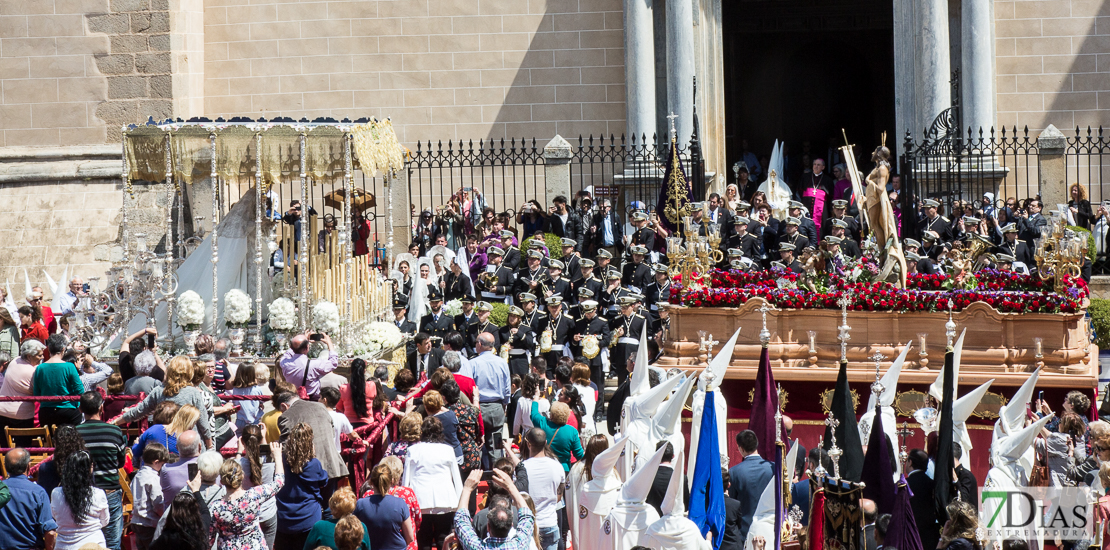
[1090,298,1110,350]
[523,234,564,260]
[490,302,510,326]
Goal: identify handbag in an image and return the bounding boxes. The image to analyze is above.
[1028,435,1051,487]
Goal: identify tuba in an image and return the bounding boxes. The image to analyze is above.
[966,232,997,271]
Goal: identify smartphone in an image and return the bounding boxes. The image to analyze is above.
[492,432,503,449]
[147,333,156,349]
[1038,391,1044,403]
[309,333,324,342]
[480,470,495,482]
[187,462,199,480]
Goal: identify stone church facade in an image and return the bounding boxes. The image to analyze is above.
[0,0,1107,281]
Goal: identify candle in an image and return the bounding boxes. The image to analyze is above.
[808,330,817,354]
[917,333,928,355]
[1034,337,1043,358]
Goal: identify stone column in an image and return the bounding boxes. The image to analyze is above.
[667,0,695,142]
[389,170,411,260]
[1037,125,1067,211]
[961,0,995,137]
[624,0,657,142]
[543,135,573,206]
[916,0,951,134]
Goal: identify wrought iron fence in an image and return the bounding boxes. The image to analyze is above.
[405,138,545,223]
[569,134,692,218]
[1067,127,1110,273]
[899,126,1040,240]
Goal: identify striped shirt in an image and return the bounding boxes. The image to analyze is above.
[75,420,127,491]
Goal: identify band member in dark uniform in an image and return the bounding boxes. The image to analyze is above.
[419,286,455,345]
[513,249,547,306]
[622,245,653,293]
[477,246,514,304]
[540,296,575,377]
[571,300,612,409]
[542,259,574,307]
[574,258,604,301]
[500,306,535,378]
[468,301,502,351]
[608,296,647,387]
[518,292,548,338]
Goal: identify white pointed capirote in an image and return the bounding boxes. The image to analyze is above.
[992,368,1041,474]
[604,443,668,550]
[2,280,16,319]
[859,343,911,462]
[745,439,799,550]
[951,379,994,467]
[652,373,697,460]
[929,328,966,401]
[572,436,628,550]
[630,323,651,398]
[983,414,1054,550]
[622,373,685,476]
[641,451,711,550]
[47,266,69,314]
[687,327,741,484]
[23,268,33,301]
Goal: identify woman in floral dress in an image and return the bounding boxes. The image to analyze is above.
[441,380,482,474]
[208,442,285,550]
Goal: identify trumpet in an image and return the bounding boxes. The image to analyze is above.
[479,271,499,290]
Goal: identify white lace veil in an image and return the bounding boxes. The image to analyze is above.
[407,256,439,323]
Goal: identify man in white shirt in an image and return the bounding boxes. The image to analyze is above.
[319,387,359,455]
[58,278,84,315]
[508,427,566,550]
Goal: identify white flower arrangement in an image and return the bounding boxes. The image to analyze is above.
[177,290,205,329]
[268,298,296,331]
[224,289,252,327]
[312,301,341,334]
[443,298,462,317]
[349,320,405,356]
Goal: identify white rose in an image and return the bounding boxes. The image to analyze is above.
[268,298,296,331]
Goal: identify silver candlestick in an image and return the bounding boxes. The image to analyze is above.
[945,299,956,347]
[774,383,784,444]
[837,290,853,362]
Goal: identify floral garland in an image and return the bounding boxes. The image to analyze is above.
[670,269,1088,315]
[312,301,341,334]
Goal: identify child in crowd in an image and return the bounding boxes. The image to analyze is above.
[320,386,359,454]
[130,442,167,550]
[230,360,269,435]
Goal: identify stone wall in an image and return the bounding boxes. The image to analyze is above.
[202,0,628,144]
[0,146,168,293]
[0,0,111,147]
[995,0,1110,132]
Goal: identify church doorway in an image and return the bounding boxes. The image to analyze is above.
[722,0,895,184]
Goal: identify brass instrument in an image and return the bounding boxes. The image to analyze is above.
[582,334,600,359]
[610,325,624,348]
[540,328,553,353]
[479,270,499,291]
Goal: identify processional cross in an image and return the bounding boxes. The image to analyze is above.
[870,351,886,397]
[759,301,773,345]
[666,112,679,141]
[825,410,842,479]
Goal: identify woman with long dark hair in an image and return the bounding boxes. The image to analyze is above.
[275,423,329,550]
[51,451,109,549]
[337,358,381,428]
[36,425,86,495]
[209,443,285,550]
[440,379,481,474]
[152,492,208,550]
[559,384,587,432]
[403,416,462,550]
[238,424,279,549]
